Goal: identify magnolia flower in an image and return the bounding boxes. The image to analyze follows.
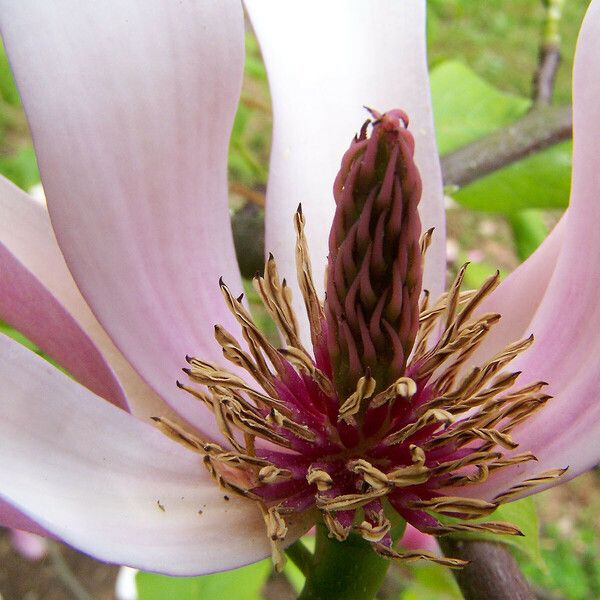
[1,0,599,578]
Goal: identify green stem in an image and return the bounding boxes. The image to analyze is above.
[298,524,390,600]
[285,539,313,577]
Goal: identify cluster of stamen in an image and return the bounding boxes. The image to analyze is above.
[154,111,565,570]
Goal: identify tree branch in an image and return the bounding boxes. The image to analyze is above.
[439,539,535,600]
[440,104,572,189]
[534,45,561,105]
[533,0,565,105]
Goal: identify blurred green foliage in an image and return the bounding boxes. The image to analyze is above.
[228,33,270,186]
[524,521,600,600]
[431,60,572,213]
[0,42,39,190]
[427,0,590,104]
[396,562,462,600]
[137,559,271,600]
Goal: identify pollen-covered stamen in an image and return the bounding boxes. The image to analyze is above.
[493,468,568,503]
[306,466,334,491]
[384,408,455,445]
[373,543,468,569]
[356,501,392,543]
[261,505,288,571]
[338,370,377,424]
[408,496,498,519]
[422,521,524,537]
[369,376,417,409]
[294,205,325,346]
[155,110,566,570]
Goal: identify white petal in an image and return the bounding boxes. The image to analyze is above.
[0,175,180,424]
[1,0,247,433]
[0,332,309,574]
[246,0,446,339]
[467,216,564,365]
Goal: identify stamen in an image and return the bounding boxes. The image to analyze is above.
[317,488,390,512]
[370,376,417,409]
[408,496,498,519]
[423,521,524,537]
[493,468,568,503]
[338,371,377,423]
[294,205,325,343]
[373,543,468,568]
[323,512,352,542]
[261,506,288,572]
[307,467,334,491]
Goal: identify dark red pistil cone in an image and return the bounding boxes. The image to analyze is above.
[326,109,423,401]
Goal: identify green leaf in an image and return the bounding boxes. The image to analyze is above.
[440,497,543,567]
[456,254,507,290]
[136,560,271,600]
[398,563,462,600]
[508,210,549,261]
[453,141,572,212]
[283,537,315,594]
[430,60,572,213]
[0,42,21,106]
[430,61,530,155]
[0,145,40,191]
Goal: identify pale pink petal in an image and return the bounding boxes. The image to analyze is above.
[246,0,446,340]
[0,240,127,409]
[9,529,48,561]
[472,0,600,499]
[0,176,180,425]
[399,524,439,555]
[466,217,564,365]
[0,333,309,574]
[1,0,246,433]
[1,176,126,407]
[0,500,49,536]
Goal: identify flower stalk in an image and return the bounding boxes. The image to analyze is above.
[297,523,390,600]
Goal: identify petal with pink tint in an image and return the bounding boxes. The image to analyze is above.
[245,0,446,340]
[9,529,48,561]
[0,176,178,424]
[0,499,49,537]
[0,240,127,409]
[471,0,600,499]
[1,0,246,434]
[399,524,439,555]
[0,332,309,574]
[466,216,564,365]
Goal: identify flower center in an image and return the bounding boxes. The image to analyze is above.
[154,110,565,570]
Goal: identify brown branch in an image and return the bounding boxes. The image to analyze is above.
[230,181,265,207]
[533,45,561,105]
[440,104,572,189]
[439,538,535,600]
[231,202,265,277]
[533,0,565,105]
